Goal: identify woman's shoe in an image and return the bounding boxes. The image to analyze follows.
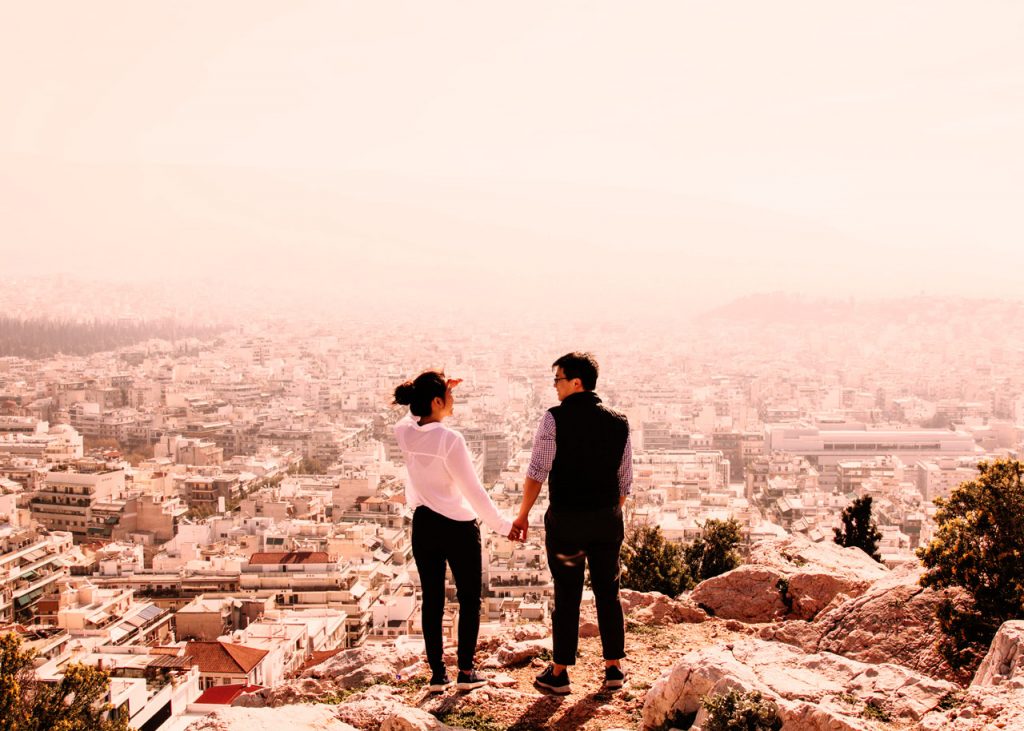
[455,670,487,690]
[428,670,451,693]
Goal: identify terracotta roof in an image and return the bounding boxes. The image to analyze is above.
[248,551,330,566]
[194,684,263,705]
[184,641,268,674]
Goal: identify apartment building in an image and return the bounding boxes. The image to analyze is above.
[29,467,126,542]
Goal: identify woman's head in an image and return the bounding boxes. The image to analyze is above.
[393,370,450,418]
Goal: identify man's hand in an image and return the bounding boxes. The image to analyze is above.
[511,516,529,542]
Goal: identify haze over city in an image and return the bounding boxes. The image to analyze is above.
[3,1,1023,322]
[3,5,1024,730]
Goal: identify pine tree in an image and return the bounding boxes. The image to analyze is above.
[833,495,883,562]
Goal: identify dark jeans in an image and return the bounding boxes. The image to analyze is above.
[544,505,625,666]
[411,505,482,674]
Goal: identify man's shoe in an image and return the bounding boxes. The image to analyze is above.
[534,664,571,695]
[603,665,625,689]
[455,670,487,690]
[428,670,451,693]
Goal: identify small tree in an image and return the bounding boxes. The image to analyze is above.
[0,633,130,731]
[620,525,690,596]
[701,689,783,731]
[685,518,743,583]
[917,459,1024,670]
[833,495,883,562]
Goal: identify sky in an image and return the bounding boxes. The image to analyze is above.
[1,1,1022,320]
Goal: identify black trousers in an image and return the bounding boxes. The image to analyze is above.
[544,505,626,666]
[411,505,483,674]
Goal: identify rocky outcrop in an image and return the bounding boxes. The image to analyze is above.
[918,622,1024,730]
[481,637,552,668]
[380,707,467,731]
[621,589,708,625]
[691,534,888,623]
[185,706,358,731]
[760,566,970,682]
[747,533,889,581]
[690,565,790,622]
[333,685,419,730]
[971,619,1024,687]
[305,644,420,689]
[641,638,958,731]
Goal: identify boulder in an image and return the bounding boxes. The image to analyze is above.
[691,534,889,623]
[380,707,464,731]
[786,571,871,620]
[747,533,889,582]
[690,565,789,622]
[630,592,707,625]
[185,706,358,731]
[919,629,1024,731]
[620,589,660,612]
[258,677,339,707]
[641,638,958,731]
[512,623,548,642]
[762,566,970,682]
[492,638,551,666]
[306,644,420,689]
[972,619,1024,687]
[333,685,411,730]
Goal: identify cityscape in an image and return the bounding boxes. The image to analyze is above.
[2,291,1022,728]
[3,2,1022,729]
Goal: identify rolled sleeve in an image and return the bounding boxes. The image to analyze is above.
[618,428,633,497]
[526,412,556,483]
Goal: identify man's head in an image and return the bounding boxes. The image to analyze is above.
[552,352,598,401]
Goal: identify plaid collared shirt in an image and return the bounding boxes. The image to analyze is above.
[526,410,633,497]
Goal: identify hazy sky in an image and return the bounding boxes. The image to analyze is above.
[2,2,1022,318]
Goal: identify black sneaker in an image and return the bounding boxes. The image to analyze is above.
[455,669,487,691]
[428,670,451,693]
[603,665,625,689]
[534,664,571,695]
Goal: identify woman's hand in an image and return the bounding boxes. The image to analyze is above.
[445,378,463,390]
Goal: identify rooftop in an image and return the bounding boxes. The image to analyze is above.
[184,641,268,674]
[248,550,330,565]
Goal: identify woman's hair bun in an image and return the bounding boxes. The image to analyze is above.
[393,381,415,405]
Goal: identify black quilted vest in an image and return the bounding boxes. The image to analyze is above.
[547,391,629,512]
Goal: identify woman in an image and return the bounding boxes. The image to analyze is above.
[393,370,517,692]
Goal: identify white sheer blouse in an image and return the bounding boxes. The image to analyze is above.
[394,413,513,536]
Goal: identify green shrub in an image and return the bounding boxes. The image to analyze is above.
[861,698,891,722]
[701,689,783,731]
[685,518,743,583]
[916,459,1024,670]
[621,524,691,596]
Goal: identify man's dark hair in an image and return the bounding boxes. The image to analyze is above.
[552,352,599,391]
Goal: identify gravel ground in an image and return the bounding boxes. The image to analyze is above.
[400,618,751,731]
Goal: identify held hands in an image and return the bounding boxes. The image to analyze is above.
[508,515,529,542]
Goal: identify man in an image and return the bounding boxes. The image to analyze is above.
[511,352,632,694]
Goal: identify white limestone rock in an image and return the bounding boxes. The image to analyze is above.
[185,706,358,731]
[641,638,958,731]
[305,644,420,688]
